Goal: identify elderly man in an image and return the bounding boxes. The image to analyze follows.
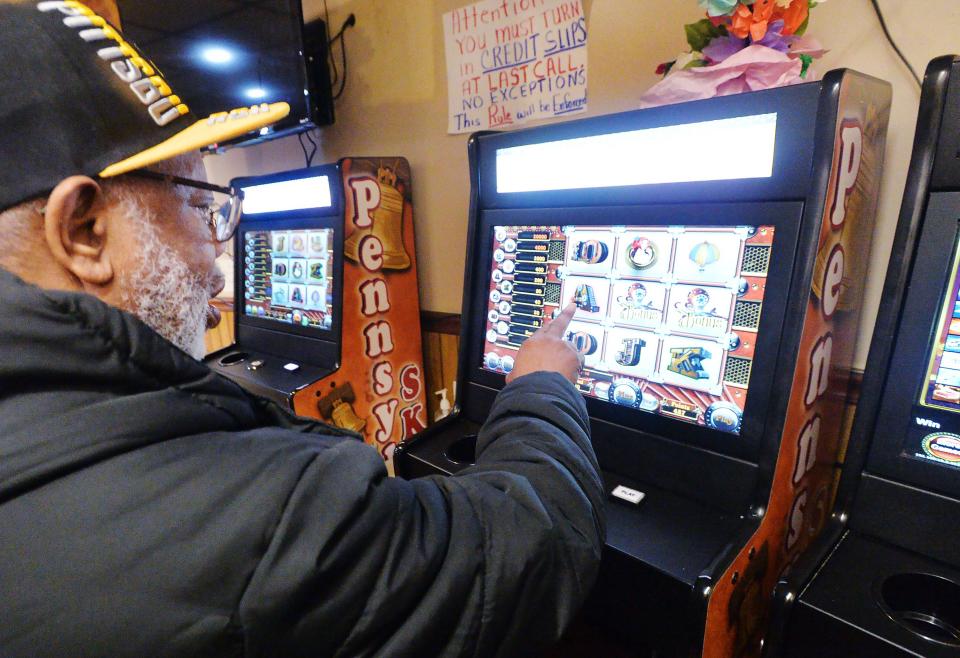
[0,1,604,656]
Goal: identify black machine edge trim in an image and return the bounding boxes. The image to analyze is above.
[931,56,960,190]
[689,517,766,656]
[762,521,848,657]
[752,69,845,503]
[457,133,495,425]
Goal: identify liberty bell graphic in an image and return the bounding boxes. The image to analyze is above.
[318,383,367,434]
[343,161,411,270]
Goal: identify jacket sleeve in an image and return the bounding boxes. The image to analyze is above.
[237,371,606,657]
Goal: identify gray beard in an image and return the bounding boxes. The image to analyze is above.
[119,205,217,360]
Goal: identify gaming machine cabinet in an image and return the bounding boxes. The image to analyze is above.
[396,69,892,655]
[765,55,960,658]
[206,165,344,406]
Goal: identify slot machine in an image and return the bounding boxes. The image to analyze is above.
[207,159,428,469]
[765,56,960,658]
[207,166,344,404]
[395,69,891,656]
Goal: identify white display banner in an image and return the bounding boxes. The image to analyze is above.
[443,0,588,134]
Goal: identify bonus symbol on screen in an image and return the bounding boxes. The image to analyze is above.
[668,346,711,380]
[618,283,655,310]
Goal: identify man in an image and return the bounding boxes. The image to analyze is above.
[0,1,604,656]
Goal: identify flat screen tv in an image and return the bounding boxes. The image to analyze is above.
[116,0,333,146]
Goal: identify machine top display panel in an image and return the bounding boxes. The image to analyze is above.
[240,175,333,215]
[495,113,777,194]
[480,224,775,435]
[242,228,334,330]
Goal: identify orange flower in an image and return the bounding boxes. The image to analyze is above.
[729,0,777,41]
[774,0,809,35]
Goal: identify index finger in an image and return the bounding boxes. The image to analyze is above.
[543,302,577,338]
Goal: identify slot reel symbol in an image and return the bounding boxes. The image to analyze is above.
[565,330,598,356]
[573,284,600,313]
[573,239,609,264]
[615,337,646,367]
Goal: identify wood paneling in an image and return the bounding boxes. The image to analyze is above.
[421,311,460,424]
[204,300,235,355]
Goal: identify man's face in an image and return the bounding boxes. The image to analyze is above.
[112,153,226,359]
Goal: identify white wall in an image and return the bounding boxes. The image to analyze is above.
[205,0,960,368]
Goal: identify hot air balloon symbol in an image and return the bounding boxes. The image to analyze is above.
[689,240,720,271]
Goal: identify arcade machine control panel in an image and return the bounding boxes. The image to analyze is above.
[396,68,892,656]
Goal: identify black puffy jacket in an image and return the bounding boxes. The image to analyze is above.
[0,270,605,657]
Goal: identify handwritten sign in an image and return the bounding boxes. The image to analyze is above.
[443,0,588,133]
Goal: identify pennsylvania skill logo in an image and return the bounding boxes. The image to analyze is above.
[37,0,189,127]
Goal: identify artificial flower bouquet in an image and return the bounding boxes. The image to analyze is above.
[640,0,827,107]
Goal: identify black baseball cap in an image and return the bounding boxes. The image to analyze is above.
[0,0,290,211]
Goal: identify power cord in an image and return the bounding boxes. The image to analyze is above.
[869,0,922,88]
[298,129,318,167]
[329,14,356,100]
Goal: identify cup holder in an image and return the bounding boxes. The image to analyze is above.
[878,572,960,646]
[444,434,478,465]
[218,351,249,367]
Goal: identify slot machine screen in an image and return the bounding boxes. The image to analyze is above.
[242,228,334,330]
[480,224,776,436]
[911,238,960,470]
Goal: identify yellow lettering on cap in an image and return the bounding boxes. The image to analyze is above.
[131,56,155,76]
[176,104,189,115]
[168,95,181,106]
[90,15,105,26]
[149,76,171,96]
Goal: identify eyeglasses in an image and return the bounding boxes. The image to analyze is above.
[125,169,243,242]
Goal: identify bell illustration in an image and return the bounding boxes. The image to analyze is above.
[344,164,411,270]
[331,398,367,433]
[318,382,367,434]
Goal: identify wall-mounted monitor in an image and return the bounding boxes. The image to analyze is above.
[117,0,333,144]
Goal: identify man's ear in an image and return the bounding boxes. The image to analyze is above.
[42,176,113,287]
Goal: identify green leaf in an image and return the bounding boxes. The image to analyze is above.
[685,19,723,52]
[795,12,810,36]
[683,58,708,70]
[799,54,813,77]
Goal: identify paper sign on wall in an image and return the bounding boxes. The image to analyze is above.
[443,0,588,134]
